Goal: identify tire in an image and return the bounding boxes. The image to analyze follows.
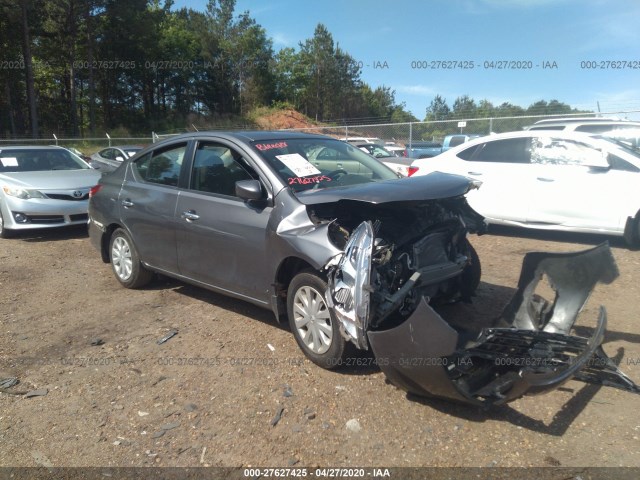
[626,212,640,249]
[287,271,347,370]
[460,238,481,299]
[108,228,153,288]
[0,210,13,239]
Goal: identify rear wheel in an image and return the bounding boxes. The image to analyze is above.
[287,271,347,369]
[627,212,640,249]
[109,228,153,288]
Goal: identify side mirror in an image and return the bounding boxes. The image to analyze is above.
[236,179,263,201]
[115,156,125,162]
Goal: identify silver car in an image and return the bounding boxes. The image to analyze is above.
[88,131,638,406]
[90,145,143,172]
[0,146,101,238]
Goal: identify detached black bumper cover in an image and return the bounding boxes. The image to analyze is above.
[368,243,639,406]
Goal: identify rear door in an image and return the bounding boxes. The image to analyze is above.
[175,140,273,303]
[119,141,189,272]
[455,137,534,223]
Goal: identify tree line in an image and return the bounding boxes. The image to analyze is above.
[0,0,415,137]
[0,0,588,138]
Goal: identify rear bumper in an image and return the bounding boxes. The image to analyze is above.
[368,243,639,406]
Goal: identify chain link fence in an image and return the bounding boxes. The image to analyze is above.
[285,110,640,148]
[0,134,151,155]
[2,110,639,153]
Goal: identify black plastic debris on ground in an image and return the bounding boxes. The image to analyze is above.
[271,407,285,427]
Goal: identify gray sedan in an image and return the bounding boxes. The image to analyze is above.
[90,145,143,172]
[0,146,101,238]
[88,131,638,406]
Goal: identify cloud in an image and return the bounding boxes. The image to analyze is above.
[271,32,294,47]
[576,8,640,53]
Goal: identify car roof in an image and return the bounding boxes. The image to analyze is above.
[532,116,624,125]
[442,129,612,153]
[0,145,70,151]
[151,130,334,146]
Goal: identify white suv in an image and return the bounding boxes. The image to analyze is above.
[526,117,640,134]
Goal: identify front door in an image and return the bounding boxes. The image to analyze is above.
[175,140,273,303]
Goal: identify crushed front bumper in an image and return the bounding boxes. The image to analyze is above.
[368,243,639,406]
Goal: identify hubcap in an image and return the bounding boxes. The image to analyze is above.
[111,236,133,281]
[293,285,333,355]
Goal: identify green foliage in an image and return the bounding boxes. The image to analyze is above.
[0,1,595,138]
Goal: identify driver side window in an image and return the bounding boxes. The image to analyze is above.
[190,142,255,197]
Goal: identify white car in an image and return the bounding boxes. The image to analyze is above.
[409,130,640,245]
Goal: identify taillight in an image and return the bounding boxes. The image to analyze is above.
[407,166,419,177]
[89,185,103,198]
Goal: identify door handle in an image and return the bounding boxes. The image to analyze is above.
[121,199,134,208]
[467,171,482,176]
[537,177,554,182]
[181,210,200,222]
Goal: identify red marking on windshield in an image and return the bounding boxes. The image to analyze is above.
[288,175,331,185]
[255,142,288,151]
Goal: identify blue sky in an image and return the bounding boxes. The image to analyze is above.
[172,0,640,120]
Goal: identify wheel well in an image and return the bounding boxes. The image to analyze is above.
[100,223,122,263]
[272,257,318,320]
[275,257,317,293]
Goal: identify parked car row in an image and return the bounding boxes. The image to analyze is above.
[2,130,639,408]
[86,130,637,406]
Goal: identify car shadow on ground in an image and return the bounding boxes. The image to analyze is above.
[403,345,628,435]
[149,274,285,330]
[9,225,89,242]
[487,225,630,249]
[405,383,603,436]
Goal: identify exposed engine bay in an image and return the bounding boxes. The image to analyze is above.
[310,198,484,348]
[312,199,639,407]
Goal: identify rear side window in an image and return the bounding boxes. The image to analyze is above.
[575,124,617,133]
[448,136,466,147]
[468,138,532,163]
[457,144,480,160]
[100,148,115,159]
[134,143,187,186]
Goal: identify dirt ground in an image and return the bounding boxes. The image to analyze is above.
[1,224,639,470]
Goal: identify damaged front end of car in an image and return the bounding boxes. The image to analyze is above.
[326,219,639,407]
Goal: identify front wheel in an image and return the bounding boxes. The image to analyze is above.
[0,210,13,239]
[287,271,347,369]
[108,228,153,288]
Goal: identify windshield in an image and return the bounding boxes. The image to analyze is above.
[252,138,398,192]
[595,135,640,158]
[0,149,91,172]
[361,144,394,157]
